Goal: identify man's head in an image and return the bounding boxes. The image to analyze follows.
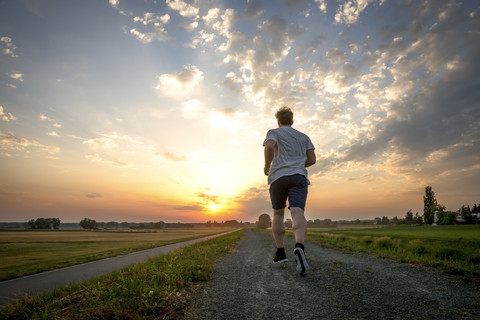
[275,106,294,126]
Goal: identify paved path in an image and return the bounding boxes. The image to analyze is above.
[187,229,480,320]
[0,230,235,306]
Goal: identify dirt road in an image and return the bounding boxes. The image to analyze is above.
[187,229,479,319]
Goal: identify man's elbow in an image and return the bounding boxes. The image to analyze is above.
[306,158,316,167]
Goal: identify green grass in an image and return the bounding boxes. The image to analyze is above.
[0,228,234,281]
[0,229,246,320]
[294,225,480,279]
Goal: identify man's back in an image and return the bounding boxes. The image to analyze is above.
[265,126,314,184]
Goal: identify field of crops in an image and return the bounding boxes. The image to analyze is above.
[303,225,480,278]
[0,228,234,281]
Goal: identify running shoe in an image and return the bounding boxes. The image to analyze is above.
[293,246,310,276]
[273,249,288,264]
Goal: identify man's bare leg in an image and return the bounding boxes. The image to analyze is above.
[291,206,309,275]
[272,208,285,248]
[290,207,306,244]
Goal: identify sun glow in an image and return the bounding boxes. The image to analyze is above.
[208,204,220,211]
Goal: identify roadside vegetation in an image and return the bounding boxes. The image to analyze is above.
[299,225,480,279]
[0,229,245,320]
[0,228,234,281]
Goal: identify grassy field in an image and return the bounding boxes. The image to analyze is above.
[0,228,234,281]
[0,229,246,320]
[298,225,480,279]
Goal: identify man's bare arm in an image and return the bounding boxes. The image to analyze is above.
[264,139,276,175]
[305,148,316,168]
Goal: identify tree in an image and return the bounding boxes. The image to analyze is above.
[27,219,36,229]
[423,186,437,225]
[414,212,423,224]
[436,211,456,225]
[460,205,476,224]
[381,216,390,225]
[405,210,414,224]
[80,218,98,230]
[257,213,271,229]
[27,218,61,229]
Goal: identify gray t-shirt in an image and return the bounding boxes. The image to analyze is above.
[263,126,315,185]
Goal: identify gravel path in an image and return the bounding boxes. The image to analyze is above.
[187,229,480,320]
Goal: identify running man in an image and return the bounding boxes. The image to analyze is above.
[263,106,316,276]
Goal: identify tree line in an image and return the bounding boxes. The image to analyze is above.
[15,218,251,230]
[256,185,478,228]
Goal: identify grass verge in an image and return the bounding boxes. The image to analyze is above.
[289,225,480,279]
[0,229,245,320]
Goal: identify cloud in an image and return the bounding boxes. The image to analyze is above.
[9,73,24,82]
[218,72,243,93]
[130,26,170,43]
[157,152,188,162]
[39,114,62,128]
[85,154,130,168]
[47,131,58,137]
[335,0,376,24]
[314,0,327,13]
[86,192,102,199]
[244,0,264,19]
[108,0,128,15]
[134,12,170,25]
[203,8,220,27]
[1,36,19,58]
[0,131,60,155]
[128,12,171,43]
[0,106,17,123]
[212,8,237,37]
[155,65,204,99]
[166,0,199,18]
[174,204,203,211]
[83,136,117,150]
[325,48,347,64]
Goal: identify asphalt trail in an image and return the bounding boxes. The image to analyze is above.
[187,229,480,320]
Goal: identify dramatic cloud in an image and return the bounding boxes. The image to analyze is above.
[1,0,478,222]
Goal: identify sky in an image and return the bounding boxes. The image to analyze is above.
[0,0,479,223]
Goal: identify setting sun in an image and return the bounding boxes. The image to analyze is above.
[208,204,220,212]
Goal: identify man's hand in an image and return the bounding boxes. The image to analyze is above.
[264,165,270,176]
[305,149,316,168]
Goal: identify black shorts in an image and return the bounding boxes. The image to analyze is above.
[269,174,308,210]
